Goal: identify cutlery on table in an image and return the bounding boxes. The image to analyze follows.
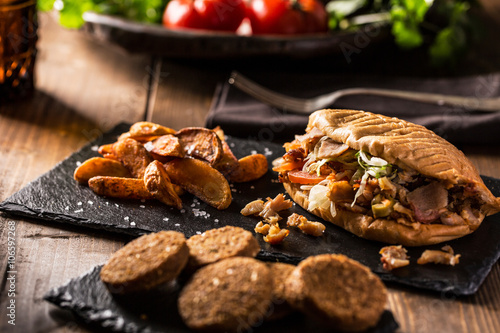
[229,71,500,113]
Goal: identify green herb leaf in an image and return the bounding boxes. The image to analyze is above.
[390,0,432,49]
[428,1,470,67]
[38,0,168,28]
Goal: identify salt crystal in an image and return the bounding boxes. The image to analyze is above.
[124,216,130,221]
[87,200,93,205]
[163,217,169,222]
[74,209,83,213]
[130,222,136,226]
[143,141,154,152]
[77,202,82,206]
[91,145,99,151]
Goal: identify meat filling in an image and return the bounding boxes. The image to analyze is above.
[274,132,483,227]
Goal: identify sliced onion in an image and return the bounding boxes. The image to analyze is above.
[352,171,369,207]
[330,202,337,218]
[308,183,330,212]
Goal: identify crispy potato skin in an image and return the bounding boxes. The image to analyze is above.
[229,154,268,183]
[74,157,131,185]
[164,158,232,210]
[113,138,153,178]
[150,135,185,162]
[129,121,176,137]
[88,176,153,199]
[144,161,183,210]
[175,127,223,166]
[212,126,239,177]
[97,144,116,159]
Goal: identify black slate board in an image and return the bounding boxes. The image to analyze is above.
[2,123,500,296]
[44,265,399,333]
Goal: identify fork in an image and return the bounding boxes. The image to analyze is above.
[228,71,500,113]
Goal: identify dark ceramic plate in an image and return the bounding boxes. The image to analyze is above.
[1,123,500,296]
[81,12,389,58]
[44,265,398,333]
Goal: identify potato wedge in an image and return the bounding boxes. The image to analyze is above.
[113,138,153,179]
[175,127,223,166]
[164,158,232,210]
[130,121,176,137]
[149,135,185,162]
[74,157,131,184]
[144,161,183,209]
[98,144,114,157]
[229,154,268,183]
[212,126,239,177]
[88,176,153,200]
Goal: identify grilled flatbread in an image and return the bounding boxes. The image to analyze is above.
[275,109,500,246]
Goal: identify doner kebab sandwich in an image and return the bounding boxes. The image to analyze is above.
[273,109,500,246]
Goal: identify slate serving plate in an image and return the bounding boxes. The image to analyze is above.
[1,123,500,296]
[81,12,389,58]
[43,265,398,333]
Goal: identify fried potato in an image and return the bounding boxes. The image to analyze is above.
[212,126,239,177]
[144,161,183,209]
[97,144,115,159]
[115,122,176,143]
[74,157,131,185]
[175,127,223,166]
[149,135,185,162]
[88,176,153,200]
[113,138,153,179]
[229,154,269,183]
[164,158,232,210]
[130,121,176,137]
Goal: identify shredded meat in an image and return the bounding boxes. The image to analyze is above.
[286,213,325,237]
[316,138,349,160]
[378,176,397,198]
[417,245,461,266]
[460,201,484,227]
[294,127,324,145]
[440,211,466,226]
[283,148,307,163]
[379,245,410,271]
[254,221,270,235]
[393,203,415,221]
[240,199,265,216]
[407,182,448,223]
[263,225,290,245]
[259,193,293,220]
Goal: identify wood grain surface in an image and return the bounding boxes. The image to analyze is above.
[1,5,500,333]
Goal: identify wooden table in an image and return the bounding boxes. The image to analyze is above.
[1,5,500,332]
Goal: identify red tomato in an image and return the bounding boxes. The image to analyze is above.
[163,0,205,30]
[163,0,246,32]
[288,170,326,184]
[246,0,328,35]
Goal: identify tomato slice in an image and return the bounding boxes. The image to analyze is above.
[288,170,326,184]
